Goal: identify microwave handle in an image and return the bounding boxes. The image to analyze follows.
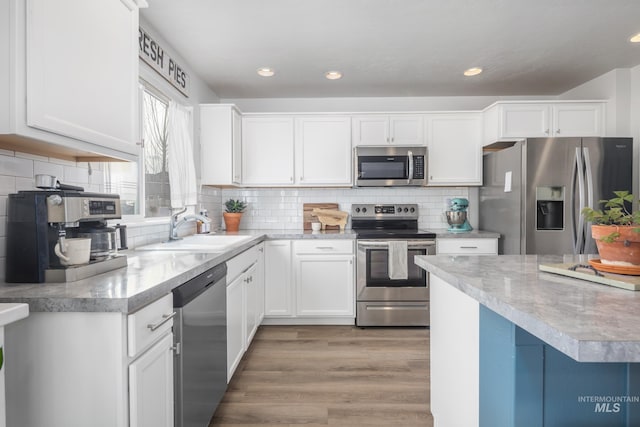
[407,150,414,184]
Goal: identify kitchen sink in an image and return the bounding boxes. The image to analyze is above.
[137,234,254,252]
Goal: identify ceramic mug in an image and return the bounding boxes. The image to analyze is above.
[54,238,92,266]
[311,222,322,232]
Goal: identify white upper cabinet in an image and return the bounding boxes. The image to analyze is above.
[551,103,604,137]
[294,116,352,186]
[0,0,141,161]
[200,104,242,185]
[241,116,295,185]
[352,114,424,146]
[238,114,352,187]
[426,113,482,186]
[483,101,605,145]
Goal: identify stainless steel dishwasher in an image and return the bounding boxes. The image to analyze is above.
[172,263,227,427]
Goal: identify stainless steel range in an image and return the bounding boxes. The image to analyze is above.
[352,204,435,327]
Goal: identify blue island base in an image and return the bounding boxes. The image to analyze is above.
[480,306,640,427]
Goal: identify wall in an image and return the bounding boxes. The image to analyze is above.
[116,18,222,245]
[558,68,632,137]
[220,187,469,231]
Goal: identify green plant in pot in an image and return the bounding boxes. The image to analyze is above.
[581,191,640,266]
[223,199,247,232]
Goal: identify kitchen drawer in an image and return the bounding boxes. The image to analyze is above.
[294,240,354,255]
[127,293,174,358]
[436,238,498,255]
[227,243,262,282]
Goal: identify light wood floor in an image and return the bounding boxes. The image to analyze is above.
[210,325,433,426]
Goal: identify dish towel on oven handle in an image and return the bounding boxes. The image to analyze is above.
[388,240,408,280]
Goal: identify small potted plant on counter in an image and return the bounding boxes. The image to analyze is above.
[581,191,640,268]
[223,199,247,232]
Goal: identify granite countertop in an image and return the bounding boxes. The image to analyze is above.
[430,229,500,239]
[0,227,494,315]
[0,230,356,314]
[415,254,640,363]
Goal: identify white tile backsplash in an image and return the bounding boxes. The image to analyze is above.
[0,154,34,178]
[221,186,469,230]
[34,160,65,178]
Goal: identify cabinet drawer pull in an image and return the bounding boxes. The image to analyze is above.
[460,246,478,249]
[315,246,335,250]
[147,312,176,331]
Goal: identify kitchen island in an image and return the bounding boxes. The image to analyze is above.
[415,254,640,427]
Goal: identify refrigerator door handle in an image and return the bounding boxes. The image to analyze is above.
[575,147,586,254]
[569,149,578,255]
[583,147,594,210]
[583,147,595,253]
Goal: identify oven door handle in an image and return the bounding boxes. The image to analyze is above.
[357,241,435,249]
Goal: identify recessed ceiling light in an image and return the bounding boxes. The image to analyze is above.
[464,67,483,77]
[630,33,640,43]
[257,67,275,77]
[325,71,342,80]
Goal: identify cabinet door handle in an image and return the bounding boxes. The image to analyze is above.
[315,246,335,250]
[556,129,561,134]
[460,246,478,249]
[545,129,550,134]
[147,312,176,331]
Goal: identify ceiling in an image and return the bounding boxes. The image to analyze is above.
[141,0,640,99]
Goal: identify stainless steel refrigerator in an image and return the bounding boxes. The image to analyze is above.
[479,137,633,255]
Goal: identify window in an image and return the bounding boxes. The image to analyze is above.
[103,82,173,218]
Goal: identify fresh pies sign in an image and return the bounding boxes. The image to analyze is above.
[139,27,190,97]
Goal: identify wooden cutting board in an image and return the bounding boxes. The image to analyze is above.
[303,203,339,230]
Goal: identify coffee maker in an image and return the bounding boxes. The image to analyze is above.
[6,190,127,283]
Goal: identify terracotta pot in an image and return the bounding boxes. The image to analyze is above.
[223,212,243,232]
[591,224,640,266]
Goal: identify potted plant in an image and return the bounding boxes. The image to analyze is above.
[581,191,640,266]
[223,199,247,232]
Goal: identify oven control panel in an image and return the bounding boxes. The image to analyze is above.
[351,204,419,219]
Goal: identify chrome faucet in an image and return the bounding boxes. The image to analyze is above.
[169,207,211,241]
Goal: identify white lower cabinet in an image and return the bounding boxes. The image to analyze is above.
[436,238,498,255]
[6,293,175,427]
[244,262,259,348]
[225,243,264,382]
[129,333,174,427]
[226,272,245,382]
[264,239,355,324]
[264,240,293,316]
[294,241,354,317]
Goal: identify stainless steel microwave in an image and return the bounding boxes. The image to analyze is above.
[354,146,427,187]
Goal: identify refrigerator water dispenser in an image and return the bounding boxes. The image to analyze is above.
[536,186,564,230]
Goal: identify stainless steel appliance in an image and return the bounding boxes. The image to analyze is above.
[479,137,634,255]
[352,204,436,326]
[5,189,126,282]
[354,146,427,187]
[172,263,227,427]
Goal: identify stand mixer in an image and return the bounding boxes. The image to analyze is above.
[445,198,473,233]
